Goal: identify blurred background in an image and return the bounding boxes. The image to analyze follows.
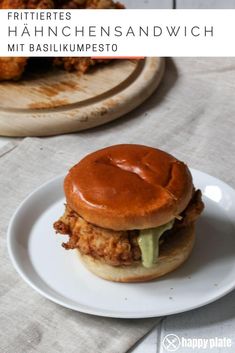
[122,0,235,8]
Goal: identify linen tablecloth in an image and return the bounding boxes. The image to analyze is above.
[0,58,235,352]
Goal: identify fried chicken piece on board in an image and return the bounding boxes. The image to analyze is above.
[86,0,124,8]
[56,0,124,9]
[0,58,27,80]
[0,0,54,9]
[0,0,54,80]
[53,57,109,73]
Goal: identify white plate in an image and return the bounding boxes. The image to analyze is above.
[7,169,235,318]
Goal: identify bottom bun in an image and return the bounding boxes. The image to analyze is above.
[77,224,195,283]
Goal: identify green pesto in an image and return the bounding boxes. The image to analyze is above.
[137,220,174,268]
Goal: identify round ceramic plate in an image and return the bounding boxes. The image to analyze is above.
[7,169,235,318]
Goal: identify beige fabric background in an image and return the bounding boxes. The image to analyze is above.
[0,58,235,352]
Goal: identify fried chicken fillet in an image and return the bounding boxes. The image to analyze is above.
[0,0,54,80]
[0,58,27,80]
[0,0,124,80]
[54,190,204,267]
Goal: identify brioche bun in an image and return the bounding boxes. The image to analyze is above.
[77,224,195,282]
[64,144,193,230]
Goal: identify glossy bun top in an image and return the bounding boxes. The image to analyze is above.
[64,144,193,230]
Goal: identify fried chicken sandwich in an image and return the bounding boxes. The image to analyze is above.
[54,144,204,282]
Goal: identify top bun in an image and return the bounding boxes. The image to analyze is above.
[64,144,193,230]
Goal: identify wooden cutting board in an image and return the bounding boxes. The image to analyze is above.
[0,58,165,136]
